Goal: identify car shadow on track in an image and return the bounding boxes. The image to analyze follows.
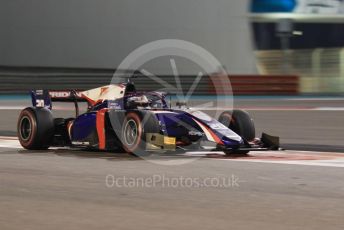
[14,148,252,161]
[16,149,141,161]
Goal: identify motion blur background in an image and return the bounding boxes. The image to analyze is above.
[0,0,343,94]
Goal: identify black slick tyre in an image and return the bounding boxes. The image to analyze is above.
[17,107,54,150]
[218,110,255,155]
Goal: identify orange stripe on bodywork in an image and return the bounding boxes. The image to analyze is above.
[96,108,108,150]
[81,94,105,107]
[203,125,224,145]
[192,118,224,145]
[81,94,96,106]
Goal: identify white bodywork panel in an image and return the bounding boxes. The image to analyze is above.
[81,84,126,105]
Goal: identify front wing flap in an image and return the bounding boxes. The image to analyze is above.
[217,133,280,152]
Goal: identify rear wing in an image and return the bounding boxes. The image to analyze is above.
[30,90,86,116]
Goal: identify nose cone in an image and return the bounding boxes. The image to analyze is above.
[216,126,243,143]
[221,133,243,147]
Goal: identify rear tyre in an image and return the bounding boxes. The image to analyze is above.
[218,110,255,155]
[121,112,143,154]
[17,107,54,150]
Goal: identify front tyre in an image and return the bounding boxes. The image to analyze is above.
[218,110,255,141]
[17,107,54,150]
[218,110,255,156]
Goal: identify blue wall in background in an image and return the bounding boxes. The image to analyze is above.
[251,0,297,13]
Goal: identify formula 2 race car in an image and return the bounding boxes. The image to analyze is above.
[17,81,279,156]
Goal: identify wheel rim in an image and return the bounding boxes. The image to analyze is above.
[124,119,138,146]
[19,116,32,141]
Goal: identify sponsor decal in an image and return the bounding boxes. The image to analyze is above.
[108,101,121,109]
[49,91,71,98]
[72,141,90,145]
[49,91,83,99]
[209,122,228,130]
[35,89,44,95]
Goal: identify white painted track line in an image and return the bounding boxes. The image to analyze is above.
[208,151,344,168]
[0,139,21,149]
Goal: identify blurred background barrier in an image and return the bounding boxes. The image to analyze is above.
[209,75,299,95]
[0,66,299,95]
[0,66,114,93]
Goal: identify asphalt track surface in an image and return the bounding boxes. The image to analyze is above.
[1,96,344,230]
